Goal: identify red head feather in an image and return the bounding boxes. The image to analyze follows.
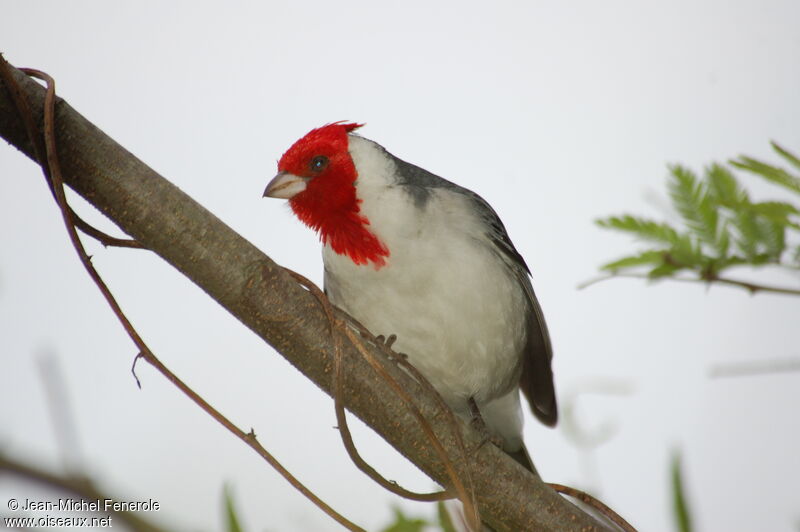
[278,122,389,268]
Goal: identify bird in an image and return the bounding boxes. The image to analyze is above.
[263,122,557,472]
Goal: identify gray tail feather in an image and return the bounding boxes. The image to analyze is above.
[446,445,539,531]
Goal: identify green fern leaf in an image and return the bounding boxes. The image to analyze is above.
[714,255,749,270]
[707,164,747,206]
[596,215,682,245]
[750,253,774,266]
[668,165,719,247]
[730,155,800,194]
[671,452,693,532]
[669,235,706,268]
[223,486,244,532]
[749,200,799,217]
[436,501,457,532]
[381,507,429,532]
[716,221,731,257]
[747,201,800,229]
[732,209,760,260]
[600,250,666,272]
[707,254,747,276]
[755,218,786,260]
[771,141,800,173]
[595,142,799,279]
[648,262,681,278]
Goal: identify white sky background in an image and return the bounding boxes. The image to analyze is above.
[2,1,799,531]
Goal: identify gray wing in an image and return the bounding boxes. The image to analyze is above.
[463,191,558,427]
[390,152,558,426]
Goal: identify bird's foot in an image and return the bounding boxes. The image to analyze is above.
[375,334,408,360]
[375,334,397,349]
[468,397,504,450]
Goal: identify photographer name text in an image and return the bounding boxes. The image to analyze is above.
[8,498,160,512]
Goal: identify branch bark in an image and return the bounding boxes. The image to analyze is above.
[0,62,610,531]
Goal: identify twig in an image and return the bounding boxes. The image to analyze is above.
[578,272,800,296]
[72,216,144,248]
[0,62,141,250]
[1,58,364,532]
[548,483,637,532]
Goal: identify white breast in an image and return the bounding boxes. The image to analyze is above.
[323,138,528,448]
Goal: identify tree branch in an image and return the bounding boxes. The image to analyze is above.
[3,61,363,531]
[578,272,800,296]
[0,60,610,531]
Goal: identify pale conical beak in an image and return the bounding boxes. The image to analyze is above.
[263,172,308,199]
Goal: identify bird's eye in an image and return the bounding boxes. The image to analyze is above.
[310,155,329,172]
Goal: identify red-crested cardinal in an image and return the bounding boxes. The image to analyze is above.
[263,123,557,471]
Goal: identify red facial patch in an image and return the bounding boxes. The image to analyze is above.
[278,122,389,268]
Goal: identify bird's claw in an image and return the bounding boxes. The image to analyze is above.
[468,398,503,450]
[375,334,397,349]
[375,334,407,359]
